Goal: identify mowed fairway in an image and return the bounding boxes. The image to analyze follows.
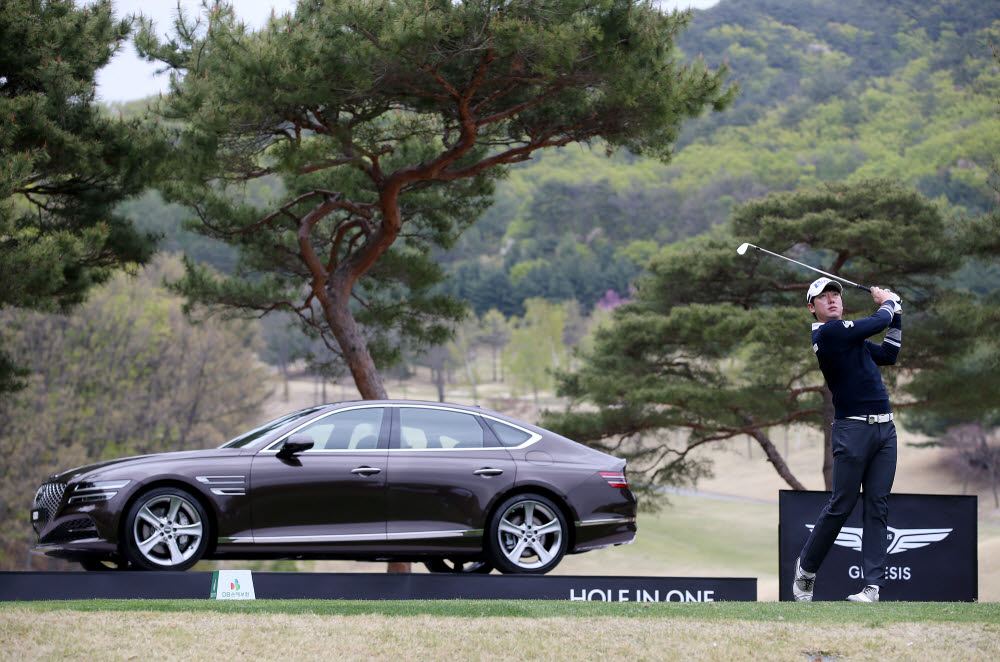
[551,493,778,588]
[2,601,998,661]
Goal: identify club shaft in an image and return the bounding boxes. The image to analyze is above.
[748,244,870,291]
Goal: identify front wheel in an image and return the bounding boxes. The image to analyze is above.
[486,493,568,575]
[122,487,210,571]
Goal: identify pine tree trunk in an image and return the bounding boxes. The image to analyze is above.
[433,366,446,402]
[748,428,806,491]
[321,284,388,400]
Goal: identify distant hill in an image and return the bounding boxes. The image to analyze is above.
[440,0,1000,315]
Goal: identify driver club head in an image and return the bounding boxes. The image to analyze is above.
[737,242,751,255]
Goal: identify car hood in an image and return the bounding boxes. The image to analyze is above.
[50,448,241,483]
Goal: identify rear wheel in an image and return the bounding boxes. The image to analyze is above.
[486,493,568,575]
[424,558,493,574]
[122,487,209,571]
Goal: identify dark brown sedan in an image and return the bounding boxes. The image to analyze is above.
[31,401,637,573]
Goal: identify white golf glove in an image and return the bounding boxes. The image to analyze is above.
[883,289,902,314]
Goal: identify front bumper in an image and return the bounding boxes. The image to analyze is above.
[30,480,126,561]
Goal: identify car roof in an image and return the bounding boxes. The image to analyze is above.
[321,399,548,432]
[327,399,498,415]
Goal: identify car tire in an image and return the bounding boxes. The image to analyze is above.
[486,493,568,575]
[122,487,210,571]
[423,558,494,574]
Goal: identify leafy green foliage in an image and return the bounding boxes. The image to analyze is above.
[118,191,240,273]
[504,299,569,402]
[0,0,163,393]
[545,180,999,492]
[135,0,732,398]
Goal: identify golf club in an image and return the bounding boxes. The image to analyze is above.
[736,242,872,292]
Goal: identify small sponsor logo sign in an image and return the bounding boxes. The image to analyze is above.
[210,570,256,600]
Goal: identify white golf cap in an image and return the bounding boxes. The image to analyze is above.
[806,277,843,304]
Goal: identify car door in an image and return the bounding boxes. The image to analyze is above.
[249,405,388,546]
[385,405,516,550]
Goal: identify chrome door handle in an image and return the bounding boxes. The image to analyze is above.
[351,466,382,476]
[473,468,503,476]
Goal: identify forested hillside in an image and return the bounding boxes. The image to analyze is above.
[116,0,999,318]
[436,0,1000,315]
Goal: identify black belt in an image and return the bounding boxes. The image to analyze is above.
[845,413,893,424]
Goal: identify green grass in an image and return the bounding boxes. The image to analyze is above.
[5,599,997,623]
[627,494,777,576]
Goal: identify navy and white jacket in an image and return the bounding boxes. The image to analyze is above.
[811,301,902,420]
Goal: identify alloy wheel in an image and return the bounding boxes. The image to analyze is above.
[491,496,566,573]
[126,489,207,570]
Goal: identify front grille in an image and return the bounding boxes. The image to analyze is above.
[32,482,66,532]
[41,518,97,544]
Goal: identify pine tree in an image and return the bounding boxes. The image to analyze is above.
[0,0,162,393]
[135,0,734,400]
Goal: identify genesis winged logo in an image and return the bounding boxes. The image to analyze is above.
[805,525,952,554]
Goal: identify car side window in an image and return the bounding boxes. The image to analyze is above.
[398,408,492,450]
[291,407,385,450]
[485,419,533,447]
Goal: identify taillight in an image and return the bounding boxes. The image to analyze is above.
[600,471,627,488]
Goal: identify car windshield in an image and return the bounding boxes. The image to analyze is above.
[220,406,326,448]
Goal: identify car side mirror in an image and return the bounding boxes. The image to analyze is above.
[276,434,314,459]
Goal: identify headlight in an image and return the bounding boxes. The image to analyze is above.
[67,480,131,504]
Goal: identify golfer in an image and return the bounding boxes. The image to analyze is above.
[793,277,902,603]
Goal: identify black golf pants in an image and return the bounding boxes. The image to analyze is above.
[799,418,898,586]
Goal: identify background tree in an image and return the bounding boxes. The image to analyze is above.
[0,0,162,394]
[479,309,511,383]
[450,318,483,405]
[414,343,460,403]
[932,424,1000,508]
[134,0,733,403]
[545,179,1000,496]
[505,298,568,404]
[257,311,312,402]
[0,255,272,569]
